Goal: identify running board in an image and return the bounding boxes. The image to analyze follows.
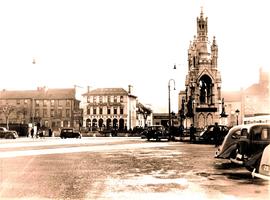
[230,158,244,165]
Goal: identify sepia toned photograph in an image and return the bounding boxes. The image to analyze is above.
[0,0,269,199]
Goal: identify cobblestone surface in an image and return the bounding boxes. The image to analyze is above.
[0,137,269,199]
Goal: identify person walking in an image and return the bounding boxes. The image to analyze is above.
[30,128,34,138]
[213,122,220,147]
[179,125,184,141]
[48,128,52,137]
[189,124,196,143]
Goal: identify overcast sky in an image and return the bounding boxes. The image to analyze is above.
[0,0,269,112]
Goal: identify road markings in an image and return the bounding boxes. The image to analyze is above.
[0,142,169,158]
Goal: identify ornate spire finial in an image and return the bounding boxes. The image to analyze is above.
[200,6,204,18]
[213,36,216,44]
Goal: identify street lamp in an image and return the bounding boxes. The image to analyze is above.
[143,111,148,128]
[168,79,176,135]
[235,109,240,125]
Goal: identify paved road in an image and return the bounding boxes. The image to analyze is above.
[0,137,269,200]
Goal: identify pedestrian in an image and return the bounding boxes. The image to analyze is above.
[213,122,220,147]
[189,124,196,143]
[30,128,34,138]
[39,130,43,138]
[48,128,52,137]
[179,125,184,141]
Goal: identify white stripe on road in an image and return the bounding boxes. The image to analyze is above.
[0,143,169,158]
[0,138,134,148]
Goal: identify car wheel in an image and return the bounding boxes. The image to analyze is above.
[6,135,14,139]
[230,149,237,159]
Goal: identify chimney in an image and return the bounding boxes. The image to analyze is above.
[128,85,133,94]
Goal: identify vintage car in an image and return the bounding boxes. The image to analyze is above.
[0,127,18,139]
[144,125,169,141]
[196,124,229,144]
[228,123,270,172]
[215,124,246,159]
[60,128,82,139]
[251,144,270,181]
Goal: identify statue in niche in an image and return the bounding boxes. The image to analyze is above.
[186,96,194,117]
[200,81,207,104]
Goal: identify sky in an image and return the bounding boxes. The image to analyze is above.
[0,0,269,113]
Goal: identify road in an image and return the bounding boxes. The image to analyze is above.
[0,137,269,200]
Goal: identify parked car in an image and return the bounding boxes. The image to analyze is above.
[228,123,270,172]
[144,125,169,141]
[60,128,82,139]
[140,128,147,139]
[131,126,144,136]
[0,127,18,139]
[251,144,270,181]
[196,125,229,144]
[215,124,246,159]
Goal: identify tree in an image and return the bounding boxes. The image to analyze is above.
[0,105,15,130]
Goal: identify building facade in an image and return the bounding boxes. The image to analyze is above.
[136,102,153,127]
[223,68,270,126]
[82,86,138,131]
[0,87,81,130]
[178,9,222,129]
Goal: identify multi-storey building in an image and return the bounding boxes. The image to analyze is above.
[82,86,139,131]
[0,87,81,130]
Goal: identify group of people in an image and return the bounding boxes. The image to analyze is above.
[179,122,221,146]
[29,128,53,138]
[178,123,197,142]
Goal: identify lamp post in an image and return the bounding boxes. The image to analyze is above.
[235,109,240,125]
[168,79,176,135]
[143,111,148,128]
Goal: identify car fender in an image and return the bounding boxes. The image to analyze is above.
[216,143,237,159]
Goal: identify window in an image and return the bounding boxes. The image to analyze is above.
[99,96,103,103]
[51,100,55,107]
[114,107,117,115]
[93,96,97,103]
[58,100,64,106]
[87,96,90,103]
[108,108,111,115]
[35,100,40,107]
[108,96,111,103]
[66,109,71,117]
[120,96,124,103]
[57,109,62,117]
[43,100,48,107]
[120,107,124,115]
[114,96,117,103]
[35,110,40,117]
[99,107,103,115]
[66,100,71,107]
[50,109,55,117]
[93,108,96,115]
[43,109,48,117]
[87,108,90,115]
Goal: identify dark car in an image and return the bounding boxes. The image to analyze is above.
[60,128,82,139]
[144,125,169,141]
[0,127,18,139]
[229,123,270,172]
[196,125,229,144]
